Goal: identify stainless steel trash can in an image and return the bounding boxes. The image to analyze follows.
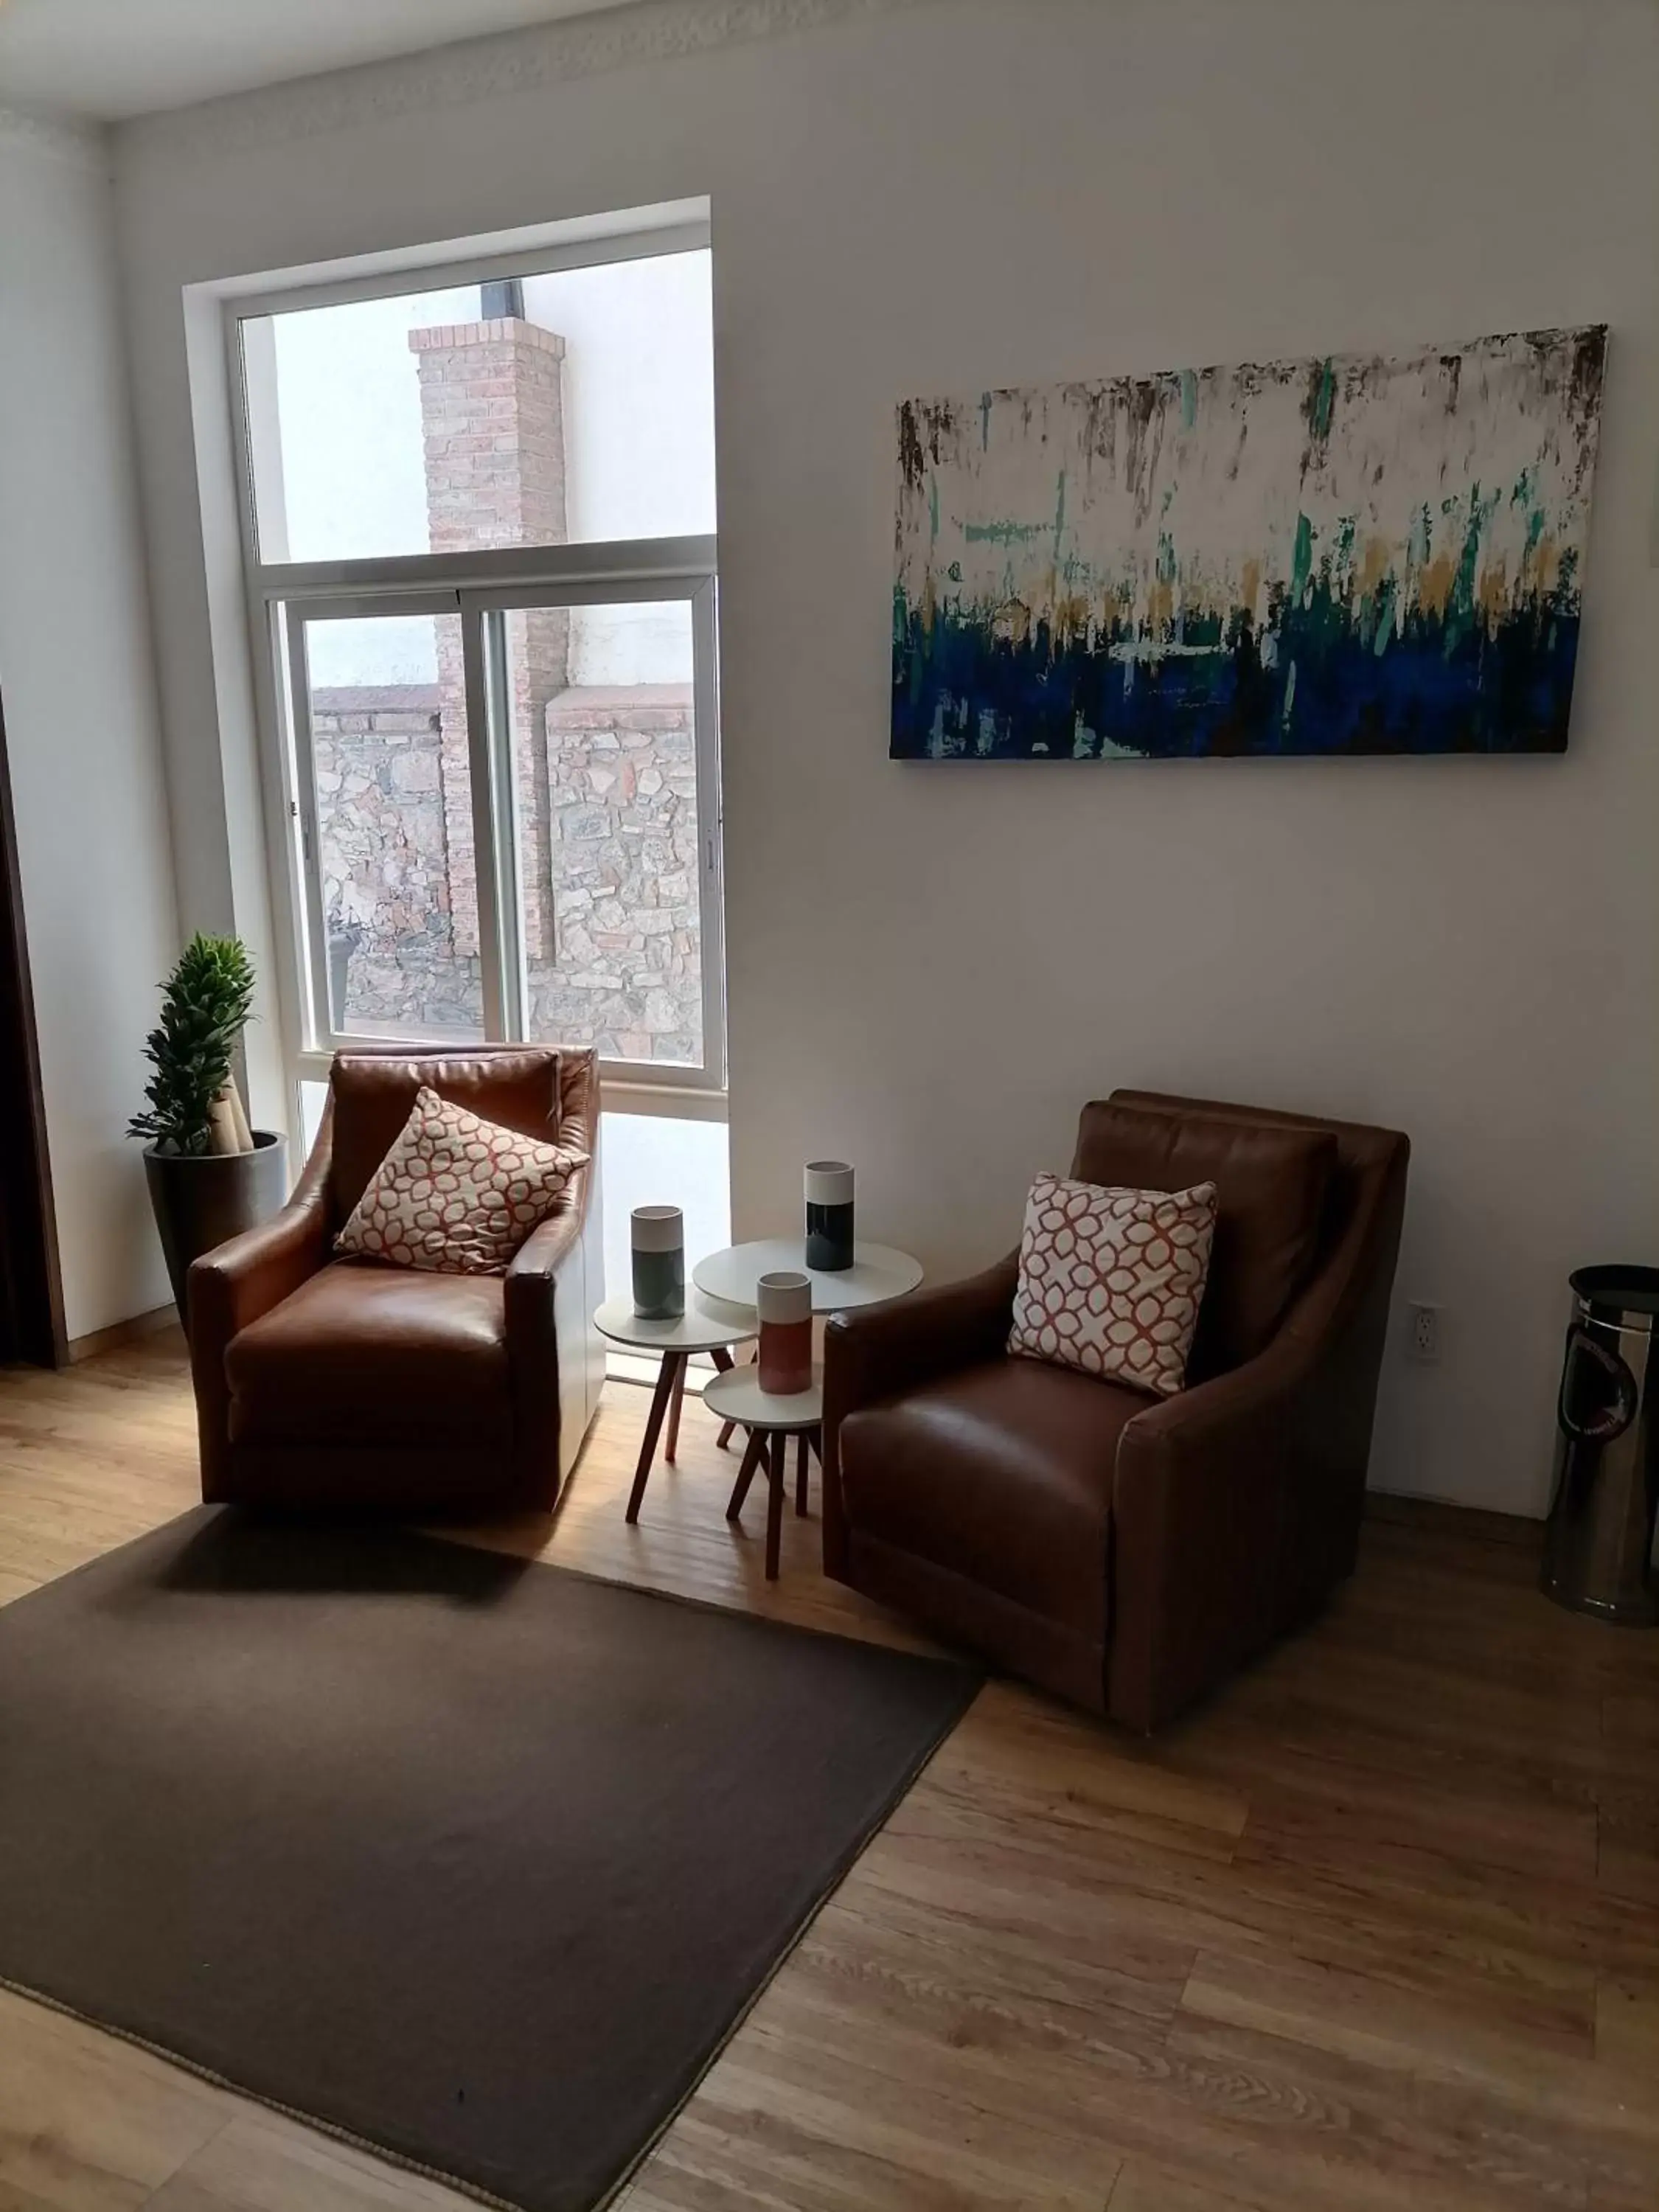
[1541,1265,1659,1624]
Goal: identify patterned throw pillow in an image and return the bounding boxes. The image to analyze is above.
[335,1085,590,1276]
[1009,1172,1218,1398]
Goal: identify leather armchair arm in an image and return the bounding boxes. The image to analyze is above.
[1107,1249,1351,1732]
[822,1253,1018,1579]
[504,1179,589,1502]
[188,1177,332,1349]
[188,1158,332,1500]
[824,1252,1018,1419]
[1105,1100,1411,1735]
[504,1200,582,1307]
[1121,1322,1314,1454]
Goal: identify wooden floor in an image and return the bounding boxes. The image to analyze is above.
[0,1335,1655,2212]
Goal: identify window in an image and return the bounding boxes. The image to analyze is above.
[233,229,723,1103]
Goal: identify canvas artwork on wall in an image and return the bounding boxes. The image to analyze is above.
[891,327,1606,761]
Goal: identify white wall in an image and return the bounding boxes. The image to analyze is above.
[0,112,179,1338]
[523,249,714,550]
[599,1110,731,1318]
[111,0,1659,1512]
[530,249,715,686]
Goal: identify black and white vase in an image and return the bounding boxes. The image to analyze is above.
[804,1161,855,1273]
[630,1206,685,1319]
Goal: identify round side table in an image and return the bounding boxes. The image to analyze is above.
[702,1365,824,1581]
[593,1297,757,1526]
[692,1239,923,1314]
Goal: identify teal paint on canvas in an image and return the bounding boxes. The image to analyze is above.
[891,328,1606,760]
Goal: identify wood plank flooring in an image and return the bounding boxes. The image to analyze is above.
[0,1333,1654,2212]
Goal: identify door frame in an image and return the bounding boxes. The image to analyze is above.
[0,683,67,1366]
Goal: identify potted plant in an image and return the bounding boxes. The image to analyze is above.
[129,933,288,1324]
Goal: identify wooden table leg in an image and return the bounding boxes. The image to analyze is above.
[625,1350,684,1525]
[726,1427,766,1521]
[765,1429,787,1579]
[664,1357,689,1465]
[795,1432,810,1517]
[709,1345,737,1451]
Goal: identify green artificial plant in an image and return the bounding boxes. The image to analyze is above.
[128,933,256,1156]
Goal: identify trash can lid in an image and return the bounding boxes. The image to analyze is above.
[1570,1264,1659,1323]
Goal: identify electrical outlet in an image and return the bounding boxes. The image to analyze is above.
[1407,1302,1441,1364]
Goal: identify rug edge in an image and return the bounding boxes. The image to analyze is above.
[1,1662,978,2212]
[0,1969,522,2212]
[1,1555,982,2212]
[585,1658,981,2212]
[464,1536,979,1682]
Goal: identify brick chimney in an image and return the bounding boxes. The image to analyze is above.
[409,316,568,961]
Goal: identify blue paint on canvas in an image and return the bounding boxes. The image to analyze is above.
[890,330,1605,761]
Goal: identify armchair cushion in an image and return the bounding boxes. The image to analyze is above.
[1071,1102,1336,1377]
[838,1357,1145,1646]
[335,1085,588,1276]
[225,1261,510,1449]
[1009,1172,1217,1397]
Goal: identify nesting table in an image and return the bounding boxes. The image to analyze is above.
[592,1296,756,1526]
[702,1365,825,1580]
[692,1239,923,1313]
[604,1237,922,1579]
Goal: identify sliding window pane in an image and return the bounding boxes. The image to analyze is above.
[495,598,706,1068]
[241,249,714,565]
[294,609,484,1045]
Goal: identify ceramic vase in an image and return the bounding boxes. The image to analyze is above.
[804,1160,855,1273]
[757,1270,813,1394]
[630,1206,685,1320]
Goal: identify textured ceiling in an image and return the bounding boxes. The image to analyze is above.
[0,0,639,121]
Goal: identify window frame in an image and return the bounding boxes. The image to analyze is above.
[224,223,726,1115]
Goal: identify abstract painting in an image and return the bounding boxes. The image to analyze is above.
[891,327,1606,760]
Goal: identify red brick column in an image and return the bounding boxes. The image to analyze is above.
[410,317,568,961]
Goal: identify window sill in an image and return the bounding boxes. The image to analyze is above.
[601,1079,727,1124]
[296,1051,726,1124]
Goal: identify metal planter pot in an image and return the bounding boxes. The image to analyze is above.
[143,1133,290,1329]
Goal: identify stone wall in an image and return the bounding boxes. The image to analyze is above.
[311,681,701,1062]
[310,688,482,1037]
[537,685,702,1064]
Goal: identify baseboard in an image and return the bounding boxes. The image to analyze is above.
[1364,1489,1541,1546]
[67,1304,181,1365]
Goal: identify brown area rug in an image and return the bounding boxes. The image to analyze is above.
[0,1508,977,2212]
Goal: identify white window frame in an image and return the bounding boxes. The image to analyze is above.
[224,221,726,1113]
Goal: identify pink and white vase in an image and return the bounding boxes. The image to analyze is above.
[756,1270,813,1395]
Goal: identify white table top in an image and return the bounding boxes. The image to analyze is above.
[692,1239,923,1315]
[703,1363,824,1430]
[592,1295,757,1354]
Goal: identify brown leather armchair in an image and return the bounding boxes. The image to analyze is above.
[188,1047,604,1517]
[824,1090,1408,1731]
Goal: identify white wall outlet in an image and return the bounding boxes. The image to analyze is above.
[1407,1302,1442,1364]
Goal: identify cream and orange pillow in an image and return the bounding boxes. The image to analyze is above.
[335,1085,588,1276]
[1008,1172,1217,1397]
